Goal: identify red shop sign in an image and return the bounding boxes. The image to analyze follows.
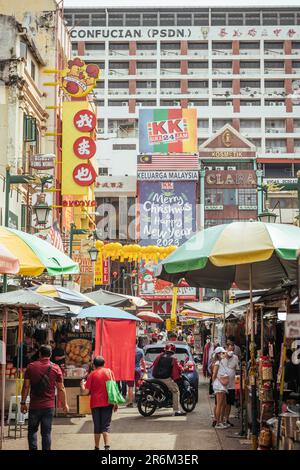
[73,109,97,132]
[73,163,97,186]
[73,136,96,159]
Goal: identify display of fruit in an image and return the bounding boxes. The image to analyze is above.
[65,339,92,365]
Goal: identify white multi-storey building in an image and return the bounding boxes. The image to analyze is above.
[65,4,300,223]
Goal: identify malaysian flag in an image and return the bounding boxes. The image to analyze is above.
[48,221,65,253]
[137,154,198,170]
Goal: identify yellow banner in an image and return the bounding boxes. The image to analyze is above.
[94,250,104,286]
[61,101,96,196]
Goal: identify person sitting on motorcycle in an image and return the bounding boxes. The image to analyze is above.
[152,343,186,417]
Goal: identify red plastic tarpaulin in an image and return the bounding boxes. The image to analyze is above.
[94,319,136,381]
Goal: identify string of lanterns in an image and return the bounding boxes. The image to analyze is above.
[95,241,177,263]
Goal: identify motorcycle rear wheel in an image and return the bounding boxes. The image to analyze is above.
[137,395,157,417]
[180,390,197,413]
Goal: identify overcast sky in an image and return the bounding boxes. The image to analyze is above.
[63,0,300,9]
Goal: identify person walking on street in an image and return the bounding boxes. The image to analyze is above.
[126,338,146,407]
[222,344,239,427]
[212,347,229,429]
[152,343,186,416]
[81,356,118,450]
[21,344,69,451]
[227,336,241,361]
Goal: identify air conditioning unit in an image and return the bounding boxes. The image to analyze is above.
[215,166,224,170]
[122,102,127,106]
[226,101,232,106]
[204,166,213,170]
[227,166,236,170]
[137,103,143,107]
[174,101,180,106]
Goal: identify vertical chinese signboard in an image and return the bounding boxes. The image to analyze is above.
[61,102,97,196]
[94,252,110,286]
[138,108,197,153]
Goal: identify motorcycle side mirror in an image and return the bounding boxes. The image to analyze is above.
[193,356,201,364]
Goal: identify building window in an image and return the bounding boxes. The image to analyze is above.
[95,100,104,107]
[245,13,260,26]
[211,13,226,26]
[263,13,279,25]
[98,168,109,176]
[240,41,260,50]
[269,198,298,209]
[160,80,180,88]
[137,42,157,51]
[279,13,296,25]
[108,100,128,106]
[136,100,156,106]
[64,14,73,26]
[228,13,244,26]
[31,61,36,81]
[125,14,141,27]
[20,40,27,60]
[74,14,90,26]
[142,14,157,26]
[108,14,124,26]
[177,13,192,26]
[159,13,175,26]
[91,14,106,26]
[238,189,257,207]
[205,189,223,206]
[85,43,105,52]
[23,115,36,142]
[194,13,209,26]
[97,119,104,133]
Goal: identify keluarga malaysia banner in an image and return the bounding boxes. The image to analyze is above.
[138,108,197,153]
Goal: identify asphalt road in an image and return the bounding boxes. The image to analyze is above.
[3,375,250,451]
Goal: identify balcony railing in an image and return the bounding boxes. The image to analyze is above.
[109,50,129,57]
[265,147,287,154]
[161,69,181,76]
[187,50,209,57]
[160,89,181,95]
[136,50,157,57]
[136,89,157,95]
[108,69,129,76]
[137,69,156,76]
[108,89,129,95]
[265,128,286,133]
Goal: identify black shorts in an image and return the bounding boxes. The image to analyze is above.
[91,406,113,434]
[226,389,235,406]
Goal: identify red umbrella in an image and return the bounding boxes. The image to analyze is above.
[136,311,163,323]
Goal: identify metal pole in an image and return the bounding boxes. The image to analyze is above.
[3,168,11,293]
[69,223,75,258]
[249,264,258,450]
[0,307,8,449]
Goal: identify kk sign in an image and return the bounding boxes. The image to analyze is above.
[139,108,197,153]
[61,102,97,195]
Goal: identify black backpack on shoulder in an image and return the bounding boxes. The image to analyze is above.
[153,354,173,379]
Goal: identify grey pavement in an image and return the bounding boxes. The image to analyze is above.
[3,375,251,451]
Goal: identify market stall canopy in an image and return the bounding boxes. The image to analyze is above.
[31,284,97,306]
[156,222,300,290]
[136,311,163,323]
[0,289,71,319]
[77,305,140,321]
[0,244,19,274]
[0,226,79,276]
[184,298,229,315]
[87,289,147,308]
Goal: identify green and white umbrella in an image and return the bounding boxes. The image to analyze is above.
[156,221,300,290]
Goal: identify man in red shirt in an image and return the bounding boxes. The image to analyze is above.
[81,356,117,450]
[21,345,69,450]
[152,343,186,416]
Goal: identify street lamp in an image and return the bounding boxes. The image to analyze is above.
[33,201,51,225]
[88,246,99,263]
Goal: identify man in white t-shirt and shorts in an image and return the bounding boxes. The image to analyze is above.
[222,344,239,427]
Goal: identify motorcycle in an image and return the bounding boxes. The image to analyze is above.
[136,372,197,417]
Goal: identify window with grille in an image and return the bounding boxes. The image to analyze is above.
[205,189,223,206]
[109,14,123,26]
[161,62,181,69]
[188,81,208,88]
[279,13,296,25]
[91,14,106,26]
[160,14,175,26]
[240,42,260,50]
[125,14,141,27]
[263,13,278,25]
[161,42,180,51]
[177,14,192,26]
[245,13,260,26]
[194,13,209,26]
[188,61,208,69]
[112,144,136,150]
[23,115,36,142]
[160,81,180,88]
[74,14,90,26]
[188,42,208,50]
[142,14,157,26]
[98,168,109,176]
[211,13,226,26]
[137,43,157,50]
[86,43,105,52]
[228,14,243,26]
[238,189,257,207]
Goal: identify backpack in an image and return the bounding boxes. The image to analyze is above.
[31,364,53,397]
[153,354,173,379]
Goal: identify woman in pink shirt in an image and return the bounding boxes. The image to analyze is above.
[81,356,117,450]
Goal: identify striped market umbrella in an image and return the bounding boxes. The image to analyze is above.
[0,244,19,274]
[136,311,163,323]
[0,226,79,276]
[156,221,300,290]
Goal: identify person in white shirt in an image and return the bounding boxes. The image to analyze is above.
[222,344,239,427]
[227,335,241,361]
[212,347,229,429]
